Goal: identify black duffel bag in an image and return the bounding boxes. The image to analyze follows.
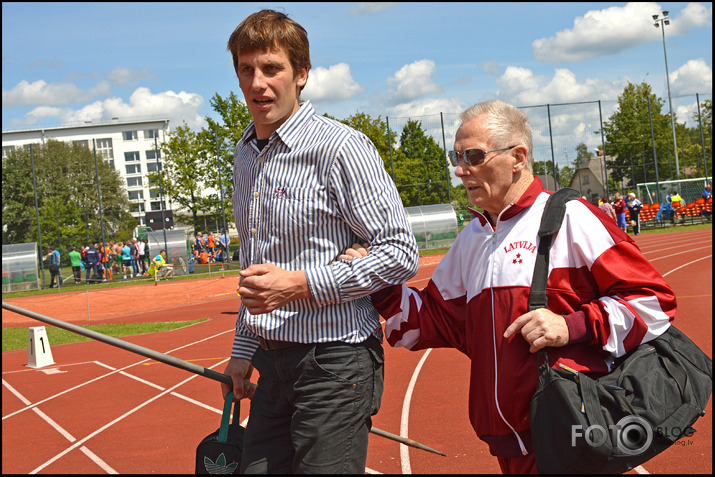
[195,392,245,474]
[530,325,712,473]
[528,188,713,473]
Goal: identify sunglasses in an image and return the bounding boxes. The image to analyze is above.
[448,145,519,167]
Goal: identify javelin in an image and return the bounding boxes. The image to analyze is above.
[2,301,446,457]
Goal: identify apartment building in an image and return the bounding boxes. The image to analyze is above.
[2,117,171,227]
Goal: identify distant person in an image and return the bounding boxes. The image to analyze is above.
[152,249,173,279]
[68,246,82,284]
[100,243,112,281]
[207,231,216,254]
[627,192,643,235]
[703,184,712,200]
[121,241,133,279]
[613,192,627,232]
[84,243,100,284]
[598,196,616,222]
[44,246,61,288]
[137,237,146,274]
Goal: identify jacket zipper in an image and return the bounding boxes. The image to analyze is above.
[488,219,528,456]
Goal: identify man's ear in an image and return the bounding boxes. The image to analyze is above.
[512,144,529,173]
[296,66,309,89]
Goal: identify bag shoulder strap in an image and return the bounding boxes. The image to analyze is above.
[528,188,581,312]
[218,392,240,443]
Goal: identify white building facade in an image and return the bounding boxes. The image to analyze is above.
[2,117,171,227]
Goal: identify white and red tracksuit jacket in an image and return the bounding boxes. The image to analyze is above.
[371,178,676,458]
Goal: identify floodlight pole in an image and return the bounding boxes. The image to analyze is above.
[653,11,680,181]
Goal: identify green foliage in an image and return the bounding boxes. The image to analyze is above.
[602,82,700,187]
[2,140,136,251]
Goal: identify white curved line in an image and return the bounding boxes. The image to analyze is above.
[662,255,712,277]
[400,348,432,474]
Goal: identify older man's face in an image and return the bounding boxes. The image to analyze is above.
[453,116,521,216]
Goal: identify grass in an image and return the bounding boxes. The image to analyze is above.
[2,319,207,352]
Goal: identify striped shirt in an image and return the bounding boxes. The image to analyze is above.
[230,101,419,360]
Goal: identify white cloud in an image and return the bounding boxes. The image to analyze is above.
[302,63,364,104]
[386,59,442,103]
[349,2,397,15]
[496,66,624,106]
[16,87,205,130]
[106,67,160,86]
[532,2,712,63]
[669,58,712,96]
[388,96,465,119]
[2,79,112,107]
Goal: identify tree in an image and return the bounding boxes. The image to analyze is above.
[602,82,692,187]
[199,92,254,232]
[2,139,135,249]
[147,122,213,231]
[397,120,450,206]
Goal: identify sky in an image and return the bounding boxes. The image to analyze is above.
[2,2,712,161]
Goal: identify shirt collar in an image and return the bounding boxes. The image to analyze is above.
[467,176,545,226]
[240,100,315,151]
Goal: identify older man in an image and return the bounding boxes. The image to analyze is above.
[346,100,676,473]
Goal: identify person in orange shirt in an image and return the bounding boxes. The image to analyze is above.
[207,231,216,254]
[101,243,113,281]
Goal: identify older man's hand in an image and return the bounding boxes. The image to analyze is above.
[503,308,569,352]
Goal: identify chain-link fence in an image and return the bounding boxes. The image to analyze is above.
[384,93,711,205]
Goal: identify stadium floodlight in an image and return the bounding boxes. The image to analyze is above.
[652,11,680,181]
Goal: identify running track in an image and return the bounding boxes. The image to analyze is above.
[2,229,711,474]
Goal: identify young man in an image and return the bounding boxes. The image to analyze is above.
[343,100,676,474]
[223,9,419,474]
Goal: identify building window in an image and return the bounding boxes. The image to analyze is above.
[150,201,165,211]
[146,149,161,160]
[2,145,15,159]
[124,151,140,162]
[144,129,160,139]
[123,130,138,141]
[149,189,161,199]
[127,177,143,188]
[126,164,142,175]
[132,203,146,213]
[96,138,113,160]
[73,140,89,149]
[583,175,590,185]
[146,162,162,172]
[128,190,144,201]
[136,216,145,226]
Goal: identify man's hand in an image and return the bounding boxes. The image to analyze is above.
[238,263,311,314]
[503,308,569,353]
[222,358,255,402]
[338,242,370,261]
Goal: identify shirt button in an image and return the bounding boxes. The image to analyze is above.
[254,191,259,198]
[251,228,257,234]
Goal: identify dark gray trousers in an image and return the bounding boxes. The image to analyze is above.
[240,336,384,474]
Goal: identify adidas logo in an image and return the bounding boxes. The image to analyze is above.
[203,453,238,474]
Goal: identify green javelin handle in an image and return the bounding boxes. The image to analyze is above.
[2,301,446,457]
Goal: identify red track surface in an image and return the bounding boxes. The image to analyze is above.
[2,228,712,474]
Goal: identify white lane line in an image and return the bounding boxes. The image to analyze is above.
[30,372,201,474]
[2,329,234,421]
[3,379,118,474]
[647,245,712,261]
[400,348,433,474]
[662,255,712,276]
